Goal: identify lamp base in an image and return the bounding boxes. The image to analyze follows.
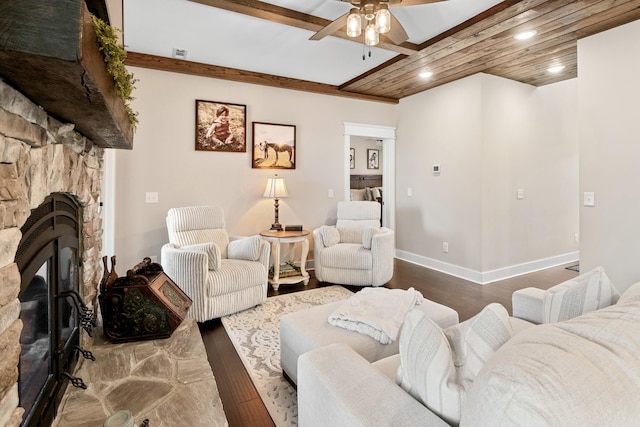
[270,223,283,231]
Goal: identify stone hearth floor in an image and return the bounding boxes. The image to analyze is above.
[52,319,228,427]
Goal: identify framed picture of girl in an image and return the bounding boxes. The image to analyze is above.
[195,100,246,152]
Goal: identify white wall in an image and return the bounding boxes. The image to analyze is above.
[578,19,640,293]
[481,75,579,273]
[396,75,485,273]
[395,73,579,283]
[112,67,395,269]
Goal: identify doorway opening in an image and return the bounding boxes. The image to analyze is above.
[343,122,396,231]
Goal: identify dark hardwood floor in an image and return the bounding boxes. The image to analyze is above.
[198,258,579,427]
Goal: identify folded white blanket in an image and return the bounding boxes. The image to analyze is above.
[328,287,424,344]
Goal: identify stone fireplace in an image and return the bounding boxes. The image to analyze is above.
[0,80,104,426]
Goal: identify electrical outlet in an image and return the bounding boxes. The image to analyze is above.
[574,233,579,244]
[145,192,158,203]
[328,188,334,198]
[407,187,413,197]
[442,241,449,253]
[517,188,524,199]
[150,255,158,263]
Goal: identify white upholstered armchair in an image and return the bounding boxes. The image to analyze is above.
[313,201,394,287]
[160,206,270,321]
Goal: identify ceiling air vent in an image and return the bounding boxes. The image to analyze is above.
[172,48,188,60]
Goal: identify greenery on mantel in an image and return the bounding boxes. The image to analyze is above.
[91,14,139,129]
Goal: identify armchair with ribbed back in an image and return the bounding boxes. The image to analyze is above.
[160,206,270,321]
[313,201,394,287]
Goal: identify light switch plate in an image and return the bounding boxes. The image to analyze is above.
[583,191,595,207]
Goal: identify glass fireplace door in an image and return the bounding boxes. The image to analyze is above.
[18,251,54,422]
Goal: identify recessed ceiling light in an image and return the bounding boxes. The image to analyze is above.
[419,71,433,79]
[514,30,537,40]
[547,65,565,73]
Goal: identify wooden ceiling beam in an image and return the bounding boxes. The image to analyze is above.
[125,52,399,104]
[187,0,419,55]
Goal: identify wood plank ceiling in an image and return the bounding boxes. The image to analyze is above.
[126,0,640,103]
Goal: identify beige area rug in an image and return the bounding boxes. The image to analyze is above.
[221,286,353,426]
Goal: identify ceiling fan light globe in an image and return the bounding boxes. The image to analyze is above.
[347,10,362,37]
[365,23,379,46]
[376,7,391,34]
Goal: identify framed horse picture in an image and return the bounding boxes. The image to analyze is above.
[252,122,296,169]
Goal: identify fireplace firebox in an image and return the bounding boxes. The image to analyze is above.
[16,193,95,427]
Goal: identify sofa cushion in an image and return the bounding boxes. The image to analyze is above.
[319,226,340,247]
[182,242,222,271]
[462,296,640,426]
[318,244,373,270]
[542,266,619,323]
[205,259,267,296]
[228,235,263,261]
[619,281,640,303]
[397,303,513,425]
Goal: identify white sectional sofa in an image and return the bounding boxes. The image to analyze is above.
[298,282,640,427]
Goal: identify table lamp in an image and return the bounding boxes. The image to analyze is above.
[263,174,288,231]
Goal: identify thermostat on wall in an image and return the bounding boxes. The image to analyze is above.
[432,164,441,175]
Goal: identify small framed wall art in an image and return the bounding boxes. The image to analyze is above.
[350,148,355,169]
[195,99,246,152]
[367,149,379,169]
[252,122,296,169]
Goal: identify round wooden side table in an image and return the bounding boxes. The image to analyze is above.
[259,230,310,290]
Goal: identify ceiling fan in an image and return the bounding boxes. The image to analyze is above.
[310,0,446,47]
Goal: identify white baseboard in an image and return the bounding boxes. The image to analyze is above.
[394,250,580,285]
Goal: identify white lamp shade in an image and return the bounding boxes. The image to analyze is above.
[263,176,288,198]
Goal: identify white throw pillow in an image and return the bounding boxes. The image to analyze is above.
[228,235,263,261]
[182,242,221,271]
[319,226,340,247]
[337,227,363,244]
[542,266,619,323]
[362,226,383,249]
[397,303,513,425]
[350,189,367,201]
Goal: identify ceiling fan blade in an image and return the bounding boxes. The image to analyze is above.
[309,12,350,41]
[385,13,409,44]
[390,0,447,5]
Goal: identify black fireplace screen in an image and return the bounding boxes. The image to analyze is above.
[16,193,83,427]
